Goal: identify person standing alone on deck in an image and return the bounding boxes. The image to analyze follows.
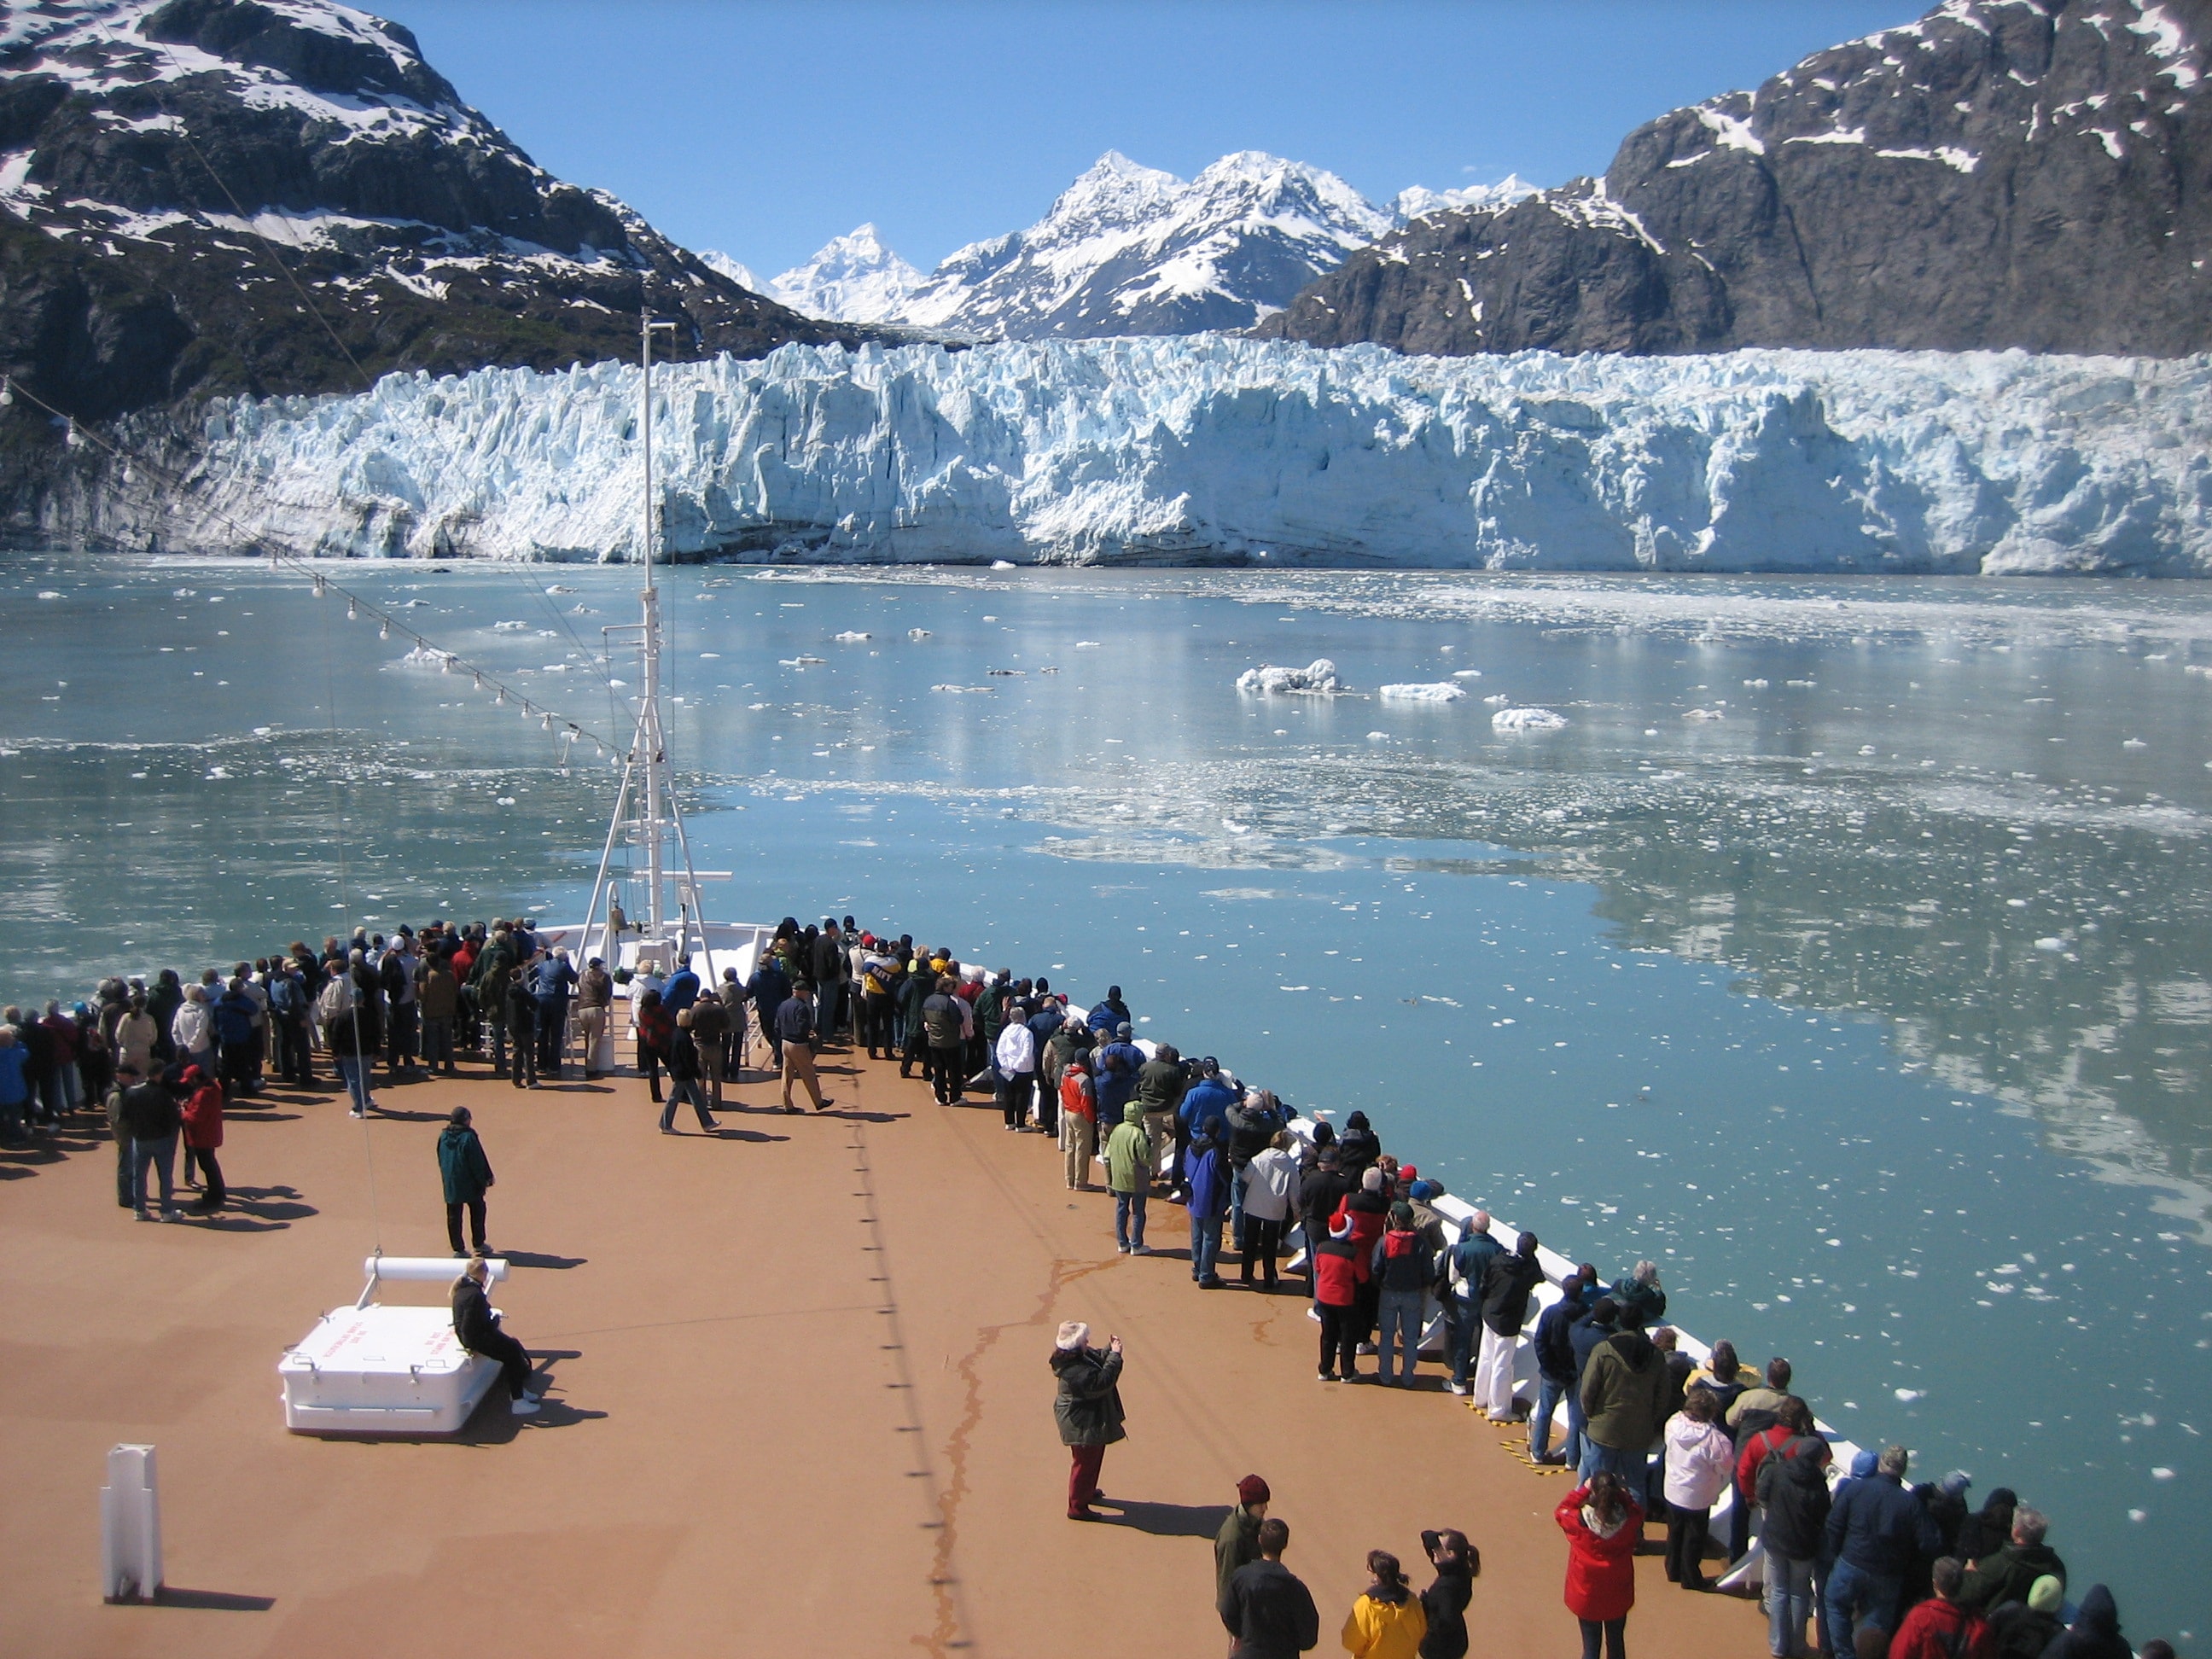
[1050,1320,1123,1522]
[437,1106,493,1257]
[775,981,832,1113]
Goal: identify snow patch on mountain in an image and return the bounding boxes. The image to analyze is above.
[1391,175,1540,223]
[698,250,766,293]
[153,335,2212,575]
[765,224,926,323]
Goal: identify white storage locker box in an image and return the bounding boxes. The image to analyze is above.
[279,1257,509,1435]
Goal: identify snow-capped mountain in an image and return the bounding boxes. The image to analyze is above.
[697,250,767,293]
[1390,175,1538,223]
[108,336,2212,574]
[1266,0,2212,357]
[0,0,844,450]
[886,150,1399,338]
[760,224,927,324]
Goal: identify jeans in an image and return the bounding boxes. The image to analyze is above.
[1240,1214,1282,1288]
[1190,1214,1222,1281]
[446,1196,488,1255]
[1767,1552,1817,1656]
[661,1077,716,1131]
[1317,1301,1359,1378]
[131,1132,178,1215]
[1530,1374,1569,1460]
[1449,1296,1479,1385]
[1563,1386,1589,1471]
[1377,1287,1423,1382]
[334,1051,373,1111]
[1113,1190,1146,1250]
[1579,1617,1626,1659]
[1823,1559,1901,1659]
[1578,1438,1644,1484]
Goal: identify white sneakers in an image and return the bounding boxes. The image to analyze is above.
[510,1393,542,1416]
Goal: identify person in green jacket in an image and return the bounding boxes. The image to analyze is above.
[1215,1474,1272,1606]
[437,1106,495,1257]
[1578,1306,1671,1482]
[471,929,518,1075]
[1051,1321,1124,1522]
[1959,1507,2066,1615]
[1104,1101,1154,1255]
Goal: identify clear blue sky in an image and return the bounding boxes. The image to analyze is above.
[398,2,1920,279]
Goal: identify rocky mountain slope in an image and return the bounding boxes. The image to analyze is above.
[1261,0,2212,357]
[0,0,848,458]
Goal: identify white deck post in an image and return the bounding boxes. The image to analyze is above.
[100,1443,162,1604]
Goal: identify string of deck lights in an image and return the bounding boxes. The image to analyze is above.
[6,375,632,769]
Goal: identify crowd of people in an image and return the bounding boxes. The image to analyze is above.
[1,911,2168,1659]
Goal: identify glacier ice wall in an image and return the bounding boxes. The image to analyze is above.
[164,336,2212,574]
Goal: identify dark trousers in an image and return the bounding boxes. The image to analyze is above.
[446,1196,487,1256]
[218,1039,255,1097]
[277,1017,314,1086]
[998,1072,1033,1128]
[1666,1505,1712,1586]
[189,1146,224,1210]
[386,1002,417,1070]
[1317,1301,1358,1378]
[114,1127,134,1208]
[1240,1214,1282,1288]
[661,1077,715,1131]
[422,1016,454,1073]
[1067,1442,1106,1516]
[1353,1275,1381,1345]
[1579,1618,1627,1659]
[1169,1116,1191,1189]
[470,1329,534,1400]
[1727,1488,1753,1563]
[510,1030,538,1087]
[926,1043,962,1103]
[535,1002,566,1072]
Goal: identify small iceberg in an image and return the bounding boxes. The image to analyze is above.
[990,559,1018,570]
[492,620,528,632]
[1377,682,1465,703]
[1683,707,1726,722]
[780,655,827,667]
[399,645,457,669]
[908,628,932,639]
[544,584,576,594]
[1492,707,1569,731]
[1237,658,1342,695]
[834,631,871,641]
[1074,639,1102,649]
[1450,667,1482,678]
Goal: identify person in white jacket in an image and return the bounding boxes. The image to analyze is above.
[170,986,214,1076]
[994,1010,1037,1132]
[1661,1385,1737,1592]
[1238,1129,1298,1291]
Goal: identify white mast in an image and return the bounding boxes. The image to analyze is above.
[640,306,670,948]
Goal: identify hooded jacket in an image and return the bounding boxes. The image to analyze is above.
[1313,1230,1360,1308]
[1341,1580,1427,1659]
[2042,1587,2128,1659]
[1580,1329,1668,1452]
[1985,1601,2063,1659]
[1479,1247,1544,1336]
[1826,1472,1944,1577]
[1662,1412,1737,1511]
[1889,1595,1991,1659]
[1532,1295,1582,1385]
[1179,1074,1237,1135]
[1048,1342,1125,1447]
[1755,1435,1835,1561]
[178,1074,224,1150]
[1374,1226,1434,1295]
[1958,1540,2068,1615]
[1185,1131,1230,1222]
[1557,1484,1641,1623]
[1103,1103,1153,1195]
[1241,1145,1295,1222]
[437,1124,494,1204]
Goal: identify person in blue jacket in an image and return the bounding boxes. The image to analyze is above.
[211,978,261,1098]
[531,948,579,1079]
[0,1026,31,1144]
[1528,1266,1596,1464]
[661,954,701,1016]
[747,953,791,1069]
[1185,1118,1231,1289]
[1086,985,1131,1034]
[1824,1443,1943,1658]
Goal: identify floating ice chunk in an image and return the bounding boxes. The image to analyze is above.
[2129,1509,2148,1522]
[1895,1388,1926,1402]
[1743,678,1769,688]
[2152,1466,2177,1480]
[492,620,528,632]
[205,765,230,779]
[781,655,827,666]
[700,652,719,659]
[834,631,871,641]
[2034,936,2065,952]
[36,590,60,600]
[496,795,516,806]
[172,588,195,598]
[1074,639,1100,649]
[1237,658,1342,695]
[989,559,1017,569]
[931,683,992,693]
[1493,707,1569,731]
[544,584,576,594]
[1377,681,1466,702]
[908,628,932,638]
[399,645,457,669]
[1451,667,1483,678]
[2124,737,2147,748]
[1365,731,1394,742]
[1683,707,1726,722]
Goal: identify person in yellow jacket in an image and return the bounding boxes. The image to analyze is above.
[1342,1549,1427,1659]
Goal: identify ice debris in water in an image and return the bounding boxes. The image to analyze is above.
[1074,639,1100,649]
[1895,1388,1927,1403]
[1377,682,1466,702]
[909,629,932,638]
[1237,658,1342,695]
[1492,707,1569,731]
[834,631,871,641]
[1365,731,1394,742]
[544,584,576,594]
[1450,667,1483,678]
[37,590,61,600]
[1684,707,1726,722]
[399,645,457,669]
[492,620,528,632]
[990,560,1017,570]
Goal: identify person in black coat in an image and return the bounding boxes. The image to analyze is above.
[503,969,538,1089]
[2043,1586,2130,1659]
[1220,1516,1320,1658]
[1417,1528,1477,1659]
[451,1257,540,1416]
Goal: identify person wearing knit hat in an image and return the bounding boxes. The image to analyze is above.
[1986,1575,2067,1659]
[1313,1212,1363,1382]
[1215,1475,1273,1607]
[1048,1324,1125,1521]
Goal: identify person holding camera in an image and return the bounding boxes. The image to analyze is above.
[1049,1320,1124,1521]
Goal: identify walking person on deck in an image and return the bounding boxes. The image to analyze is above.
[438,1107,494,1257]
[1049,1320,1123,1522]
[661,1009,721,1135]
[775,981,832,1113]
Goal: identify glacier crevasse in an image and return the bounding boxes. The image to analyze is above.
[161,336,2212,574]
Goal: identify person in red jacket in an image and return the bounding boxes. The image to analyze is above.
[1736,1397,1813,1555]
[1559,1470,1641,1659]
[1889,1557,1990,1659]
[1313,1214,1362,1382]
[177,1064,225,1214]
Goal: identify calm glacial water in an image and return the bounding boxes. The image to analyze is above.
[3,553,2208,1642]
